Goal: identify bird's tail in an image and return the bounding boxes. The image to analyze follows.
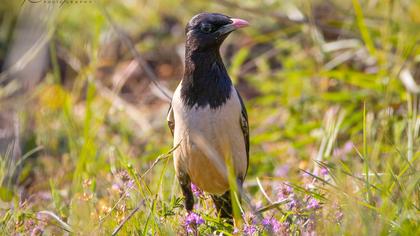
[211,191,233,219]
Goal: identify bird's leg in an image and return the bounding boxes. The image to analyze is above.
[211,191,233,219]
[211,177,245,222]
[178,173,194,212]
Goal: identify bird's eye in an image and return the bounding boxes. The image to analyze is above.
[200,23,213,33]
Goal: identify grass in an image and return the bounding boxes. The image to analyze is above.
[0,0,419,235]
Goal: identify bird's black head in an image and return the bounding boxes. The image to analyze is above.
[185,13,249,52]
[181,13,249,109]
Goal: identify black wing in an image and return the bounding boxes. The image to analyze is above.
[236,89,249,176]
[167,102,175,136]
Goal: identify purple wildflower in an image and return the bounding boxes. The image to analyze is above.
[274,164,290,177]
[272,221,282,233]
[242,212,257,224]
[262,217,271,226]
[343,141,353,152]
[333,141,354,160]
[262,217,282,233]
[277,182,293,201]
[320,167,329,176]
[191,183,204,197]
[303,216,316,236]
[243,224,257,235]
[184,212,204,233]
[301,170,314,179]
[24,219,36,231]
[126,179,135,188]
[287,197,299,210]
[307,197,320,210]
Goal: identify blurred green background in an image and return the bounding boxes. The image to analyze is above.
[0,0,419,235]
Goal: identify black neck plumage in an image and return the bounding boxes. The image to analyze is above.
[181,47,232,109]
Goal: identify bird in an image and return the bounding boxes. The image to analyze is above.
[167,12,249,220]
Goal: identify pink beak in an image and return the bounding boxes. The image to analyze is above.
[230,18,250,29]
